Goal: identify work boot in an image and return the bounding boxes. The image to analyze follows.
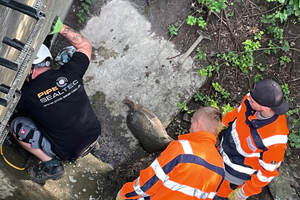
[28,157,65,184]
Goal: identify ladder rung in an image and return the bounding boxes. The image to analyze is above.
[0,98,7,107]
[0,0,39,20]
[2,37,25,51]
[0,57,18,71]
[0,84,10,94]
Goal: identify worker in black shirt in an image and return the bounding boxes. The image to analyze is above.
[10,17,101,184]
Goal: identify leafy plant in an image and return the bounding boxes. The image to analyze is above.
[261,0,300,45]
[254,74,263,82]
[289,130,300,149]
[197,64,219,77]
[77,0,96,23]
[195,48,207,61]
[194,91,208,102]
[286,0,300,17]
[280,55,291,66]
[169,22,179,37]
[187,16,197,25]
[221,103,234,116]
[286,104,300,149]
[281,83,290,100]
[194,83,233,116]
[282,41,290,52]
[264,40,279,55]
[254,31,264,40]
[177,102,194,114]
[256,63,265,72]
[212,82,230,99]
[286,105,300,117]
[187,16,207,28]
[243,40,261,51]
[198,0,226,13]
[176,124,188,135]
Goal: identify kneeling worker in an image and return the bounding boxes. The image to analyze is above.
[9,17,101,184]
[117,106,225,200]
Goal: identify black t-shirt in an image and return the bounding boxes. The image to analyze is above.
[17,52,101,160]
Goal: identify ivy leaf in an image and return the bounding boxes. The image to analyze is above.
[282,41,290,52]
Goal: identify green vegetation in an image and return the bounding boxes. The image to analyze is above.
[187,16,207,28]
[280,55,291,66]
[169,22,179,37]
[177,102,194,114]
[286,104,300,152]
[172,0,300,149]
[77,0,96,23]
[193,82,233,116]
[176,124,188,135]
[198,0,226,13]
[195,49,207,61]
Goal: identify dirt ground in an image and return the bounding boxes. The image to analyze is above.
[54,0,300,199]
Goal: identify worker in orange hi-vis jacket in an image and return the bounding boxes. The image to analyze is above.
[213,79,289,200]
[117,106,225,200]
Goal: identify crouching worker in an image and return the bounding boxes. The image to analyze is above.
[117,106,225,200]
[213,79,289,200]
[10,17,101,184]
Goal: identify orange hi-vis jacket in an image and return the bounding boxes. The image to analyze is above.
[120,131,225,200]
[220,94,289,196]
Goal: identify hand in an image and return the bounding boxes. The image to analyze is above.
[228,188,248,200]
[49,16,63,35]
[116,190,125,200]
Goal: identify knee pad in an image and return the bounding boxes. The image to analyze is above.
[12,117,41,149]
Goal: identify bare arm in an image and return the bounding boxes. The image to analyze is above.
[59,24,92,60]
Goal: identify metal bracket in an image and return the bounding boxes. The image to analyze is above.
[0,89,21,146]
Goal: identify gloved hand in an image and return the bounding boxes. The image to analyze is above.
[116,190,125,200]
[228,188,248,200]
[49,16,63,35]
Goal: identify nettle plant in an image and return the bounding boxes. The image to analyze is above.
[77,0,96,23]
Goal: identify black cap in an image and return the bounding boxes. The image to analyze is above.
[250,79,289,115]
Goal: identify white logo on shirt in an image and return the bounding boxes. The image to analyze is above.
[56,77,68,87]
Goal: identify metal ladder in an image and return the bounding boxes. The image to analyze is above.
[0,0,46,146]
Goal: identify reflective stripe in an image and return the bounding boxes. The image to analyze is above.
[134,177,149,197]
[148,142,217,199]
[231,121,260,158]
[151,159,169,182]
[259,159,281,171]
[237,104,242,113]
[256,170,274,182]
[163,179,216,199]
[179,140,193,154]
[262,135,288,147]
[220,148,256,175]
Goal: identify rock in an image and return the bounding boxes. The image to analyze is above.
[268,165,299,200]
[293,171,300,180]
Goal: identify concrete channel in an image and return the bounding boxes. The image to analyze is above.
[0,0,206,199]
